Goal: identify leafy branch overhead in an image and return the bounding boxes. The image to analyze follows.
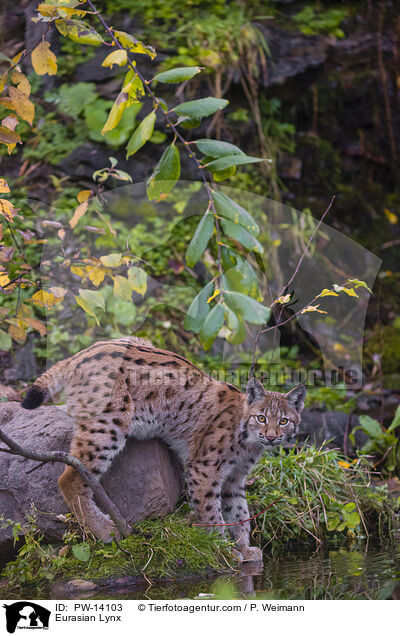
[0,0,371,352]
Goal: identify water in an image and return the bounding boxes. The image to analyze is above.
[51,543,400,600]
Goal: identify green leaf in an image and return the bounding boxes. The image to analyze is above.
[113,275,132,301]
[212,190,259,236]
[184,281,214,333]
[0,328,12,350]
[173,97,228,121]
[199,304,224,350]
[205,154,266,172]
[127,267,147,295]
[153,66,201,83]
[147,144,180,201]
[72,542,91,562]
[388,405,400,432]
[107,296,136,326]
[212,165,236,182]
[359,415,384,440]
[74,289,105,326]
[55,19,104,46]
[126,110,156,158]
[222,258,260,300]
[227,318,247,345]
[224,290,270,325]
[195,139,244,158]
[100,253,122,267]
[186,211,214,267]
[220,217,263,253]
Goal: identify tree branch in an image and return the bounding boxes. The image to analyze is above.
[0,411,130,538]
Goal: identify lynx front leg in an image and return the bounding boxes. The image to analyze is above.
[58,417,127,542]
[221,473,263,563]
[185,463,225,529]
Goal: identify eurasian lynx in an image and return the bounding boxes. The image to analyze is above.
[22,337,306,562]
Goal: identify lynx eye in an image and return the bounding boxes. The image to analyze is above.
[256,414,266,423]
[280,417,288,426]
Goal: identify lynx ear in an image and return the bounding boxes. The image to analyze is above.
[284,384,306,413]
[246,377,266,404]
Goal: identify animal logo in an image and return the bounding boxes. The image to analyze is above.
[3,602,50,634]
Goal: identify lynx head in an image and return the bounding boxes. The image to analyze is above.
[244,377,306,448]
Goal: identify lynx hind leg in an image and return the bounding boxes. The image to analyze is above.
[185,463,225,530]
[58,417,127,542]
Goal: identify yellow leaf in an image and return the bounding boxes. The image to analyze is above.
[272,294,291,305]
[0,271,10,287]
[8,87,35,125]
[301,304,327,315]
[37,4,88,18]
[9,323,26,344]
[384,208,398,224]
[113,30,156,59]
[31,290,64,309]
[342,287,359,298]
[102,49,127,68]
[0,179,10,194]
[100,253,122,267]
[338,461,350,469]
[77,189,91,203]
[101,86,130,134]
[69,200,88,229]
[318,288,339,297]
[86,266,106,287]
[207,288,220,303]
[31,41,58,76]
[11,71,31,97]
[0,199,17,222]
[71,265,86,278]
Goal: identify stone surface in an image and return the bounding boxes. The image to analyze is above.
[298,408,368,453]
[0,402,182,548]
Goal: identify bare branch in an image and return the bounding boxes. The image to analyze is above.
[0,413,130,538]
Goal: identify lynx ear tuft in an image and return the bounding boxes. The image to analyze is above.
[284,384,306,413]
[246,377,266,404]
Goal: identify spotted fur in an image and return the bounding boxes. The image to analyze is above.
[22,337,306,561]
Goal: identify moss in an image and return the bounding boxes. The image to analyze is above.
[365,322,400,376]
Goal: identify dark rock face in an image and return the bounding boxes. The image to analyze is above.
[298,408,368,453]
[0,403,182,549]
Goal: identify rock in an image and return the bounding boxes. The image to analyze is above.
[0,385,20,401]
[298,408,368,453]
[0,402,182,549]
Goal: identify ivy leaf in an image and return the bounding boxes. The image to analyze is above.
[31,41,58,75]
[147,144,180,201]
[212,190,259,236]
[220,217,263,253]
[224,290,270,325]
[184,280,214,333]
[205,154,266,172]
[199,303,224,350]
[126,110,156,158]
[153,66,201,83]
[186,211,214,267]
[195,139,244,158]
[173,97,228,121]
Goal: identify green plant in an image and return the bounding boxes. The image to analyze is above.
[292,6,348,38]
[350,406,400,476]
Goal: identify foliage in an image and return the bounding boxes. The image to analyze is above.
[248,444,399,550]
[0,510,234,594]
[291,6,348,38]
[305,383,357,413]
[350,406,400,477]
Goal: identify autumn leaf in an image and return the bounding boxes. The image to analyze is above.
[31,289,65,309]
[207,288,220,303]
[301,304,327,315]
[0,199,17,222]
[318,288,339,298]
[8,322,26,344]
[77,189,91,203]
[0,179,10,194]
[24,317,47,336]
[0,271,11,288]
[11,71,31,97]
[102,49,127,68]
[86,266,106,287]
[31,41,58,76]
[69,200,89,228]
[8,87,35,125]
[272,294,291,305]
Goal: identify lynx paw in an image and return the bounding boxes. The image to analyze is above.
[240,546,263,563]
[91,517,121,543]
